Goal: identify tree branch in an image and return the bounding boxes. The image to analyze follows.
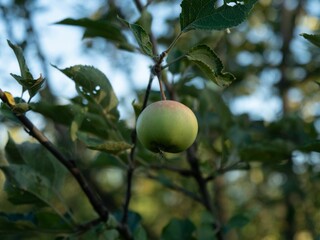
[0,89,111,225]
[147,173,203,203]
[186,145,224,239]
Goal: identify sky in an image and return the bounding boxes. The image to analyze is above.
[0,0,319,137]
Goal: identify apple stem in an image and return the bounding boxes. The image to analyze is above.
[153,51,168,101]
[158,75,167,100]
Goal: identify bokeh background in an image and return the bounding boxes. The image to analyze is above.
[1,0,320,239]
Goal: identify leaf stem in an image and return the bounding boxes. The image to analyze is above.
[161,54,186,70]
[163,31,183,55]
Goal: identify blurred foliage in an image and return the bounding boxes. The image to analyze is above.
[1,0,320,239]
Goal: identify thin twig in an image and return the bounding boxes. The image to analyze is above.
[186,145,224,239]
[147,173,203,203]
[121,73,155,228]
[0,89,109,223]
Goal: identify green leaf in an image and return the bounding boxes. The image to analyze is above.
[87,141,132,154]
[114,211,142,233]
[0,212,35,234]
[186,45,235,86]
[196,211,217,240]
[180,0,258,32]
[224,214,250,232]
[70,107,87,141]
[240,139,294,163]
[7,41,45,101]
[2,139,72,224]
[34,210,72,230]
[31,102,114,139]
[119,17,154,57]
[55,18,135,51]
[135,10,153,35]
[133,224,148,240]
[299,140,320,152]
[4,135,25,165]
[7,40,33,81]
[301,33,320,48]
[3,183,47,206]
[161,218,196,240]
[54,65,118,113]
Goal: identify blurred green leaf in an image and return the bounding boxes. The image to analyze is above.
[3,183,47,206]
[135,10,153,35]
[34,210,72,230]
[114,211,142,233]
[56,18,135,51]
[224,214,250,232]
[7,40,33,82]
[70,107,87,141]
[301,33,320,48]
[161,218,195,240]
[31,99,118,140]
[7,41,45,101]
[1,164,66,210]
[196,211,216,240]
[2,139,72,226]
[186,45,235,86]
[87,141,132,154]
[0,211,73,237]
[240,139,294,163]
[0,212,35,234]
[299,140,320,152]
[119,17,154,57]
[180,0,258,32]
[4,135,25,165]
[133,224,148,240]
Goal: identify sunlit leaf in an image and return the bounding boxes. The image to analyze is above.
[186,45,235,86]
[3,91,16,107]
[87,141,132,155]
[180,0,258,32]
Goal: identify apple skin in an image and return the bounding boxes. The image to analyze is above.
[136,100,198,153]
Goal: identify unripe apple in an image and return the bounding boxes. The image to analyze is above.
[136,100,198,153]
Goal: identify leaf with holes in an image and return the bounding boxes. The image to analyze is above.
[54,65,118,114]
[186,45,235,86]
[180,0,258,32]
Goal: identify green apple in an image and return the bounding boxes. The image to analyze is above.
[136,100,198,153]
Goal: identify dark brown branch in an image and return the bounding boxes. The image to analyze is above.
[0,89,109,222]
[121,73,154,231]
[149,164,193,177]
[186,145,224,240]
